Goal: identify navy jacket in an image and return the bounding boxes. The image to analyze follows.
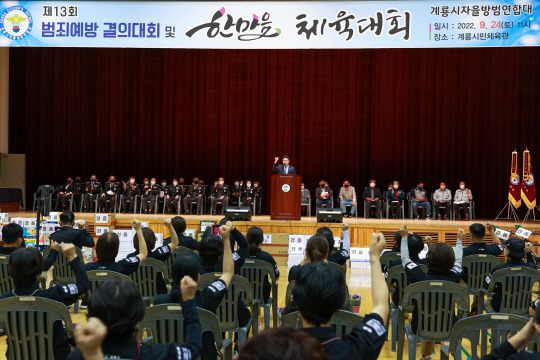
[273,163,296,174]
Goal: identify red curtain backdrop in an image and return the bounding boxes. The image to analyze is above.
[9,47,540,217]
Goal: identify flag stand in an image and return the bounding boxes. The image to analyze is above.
[495,201,520,222]
[523,206,540,222]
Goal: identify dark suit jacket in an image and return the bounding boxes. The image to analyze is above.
[273,163,296,174]
[50,226,95,248]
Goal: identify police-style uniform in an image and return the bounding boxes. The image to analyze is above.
[141,184,161,213]
[235,247,280,302]
[243,186,257,209]
[121,182,140,213]
[0,257,89,360]
[230,185,244,206]
[84,255,141,276]
[55,182,77,211]
[164,232,198,251]
[83,181,101,212]
[127,245,172,295]
[165,184,184,214]
[50,226,95,249]
[67,298,202,360]
[254,185,263,215]
[97,181,120,212]
[211,184,230,214]
[183,184,204,214]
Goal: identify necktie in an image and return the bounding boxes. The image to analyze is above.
[371,189,374,199]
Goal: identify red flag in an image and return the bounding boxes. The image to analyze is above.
[521,149,536,209]
[509,150,521,208]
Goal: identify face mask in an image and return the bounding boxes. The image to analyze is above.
[440,186,446,190]
[173,182,178,186]
[162,183,167,187]
[110,179,115,183]
[301,186,305,190]
[235,182,239,187]
[67,179,72,183]
[393,185,399,189]
[247,183,251,188]
[194,180,199,184]
[219,181,224,185]
[91,178,96,182]
[344,184,350,188]
[460,185,465,190]
[130,179,135,184]
[75,179,81,183]
[320,183,325,187]
[254,184,259,188]
[369,183,375,188]
[144,181,149,185]
[418,186,424,191]
[151,181,156,185]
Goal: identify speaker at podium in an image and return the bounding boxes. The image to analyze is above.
[270,174,302,221]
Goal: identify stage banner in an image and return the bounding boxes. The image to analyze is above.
[521,148,537,209]
[0,1,539,49]
[509,150,522,208]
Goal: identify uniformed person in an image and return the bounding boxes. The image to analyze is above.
[230,180,244,206]
[211,177,230,215]
[97,175,119,213]
[73,176,85,211]
[121,176,140,213]
[253,180,263,215]
[165,178,184,214]
[156,179,168,213]
[243,180,256,209]
[178,177,188,194]
[55,176,77,211]
[0,243,90,360]
[141,177,160,214]
[83,174,101,213]
[49,211,95,249]
[183,177,204,215]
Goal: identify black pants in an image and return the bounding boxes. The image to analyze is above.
[316,198,332,208]
[390,201,401,217]
[183,197,203,214]
[454,203,470,218]
[211,197,228,213]
[97,194,116,212]
[83,194,97,211]
[365,200,382,218]
[165,197,180,213]
[434,202,451,218]
[141,195,156,212]
[55,194,71,210]
[121,195,136,212]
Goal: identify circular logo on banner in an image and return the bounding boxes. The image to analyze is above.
[0,6,33,40]
[525,174,535,186]
[510,173,521,186]
[282,184,290,193]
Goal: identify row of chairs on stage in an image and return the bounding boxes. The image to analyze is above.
[381,252,540,359]
[301,192,476,220]
[32,184,261,216]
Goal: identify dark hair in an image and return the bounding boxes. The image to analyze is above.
[305,235,329,263]
[316,227,334,250]
[171,216,187,234]
[247,227,264,256]
[96,232,119,262]
[417,180,424,185]
[408,234,424,257]
[133,228,156,252]
[171,254,200,286]
[219,217,233,226]
[393,231,401,247]
[283,155,290,160]
[59,211,75,224]
[426,243,455,274]
[87,281,145,342]
[198,235,223,263]
[2,223,23,244]
[8,248,43,288]
[239,327,327,360]
[293,262,345,326]
[535,303,540,324]
[469,223,486,239]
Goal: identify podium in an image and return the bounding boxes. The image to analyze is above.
[270,174,302,221]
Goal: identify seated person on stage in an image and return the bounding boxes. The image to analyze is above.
[235,226,280,303]
[211,177,230,215]
[239,327,327,360]
[67,278,202,360]
[50,211,95,249]
[231,180,244,206]
[56,176,77,211]
[301,183,311,205]
[0,223,25,255]
[84,220,147,276]
[387,180,405,219]
[154,222,235,360]
[97,175,119,213]
[433,181,452,220]
[253,181,263,215]
[316,224,350,266]
[243,180,256,209]
[288,235,329,282]
[183,177,204,215]
[141,178,160,214]
[156,179,168,211]
[410,181,433,220]
[83,175,101,213]
[273,155,296,174]
[382,183,393,201]
[362,179,382,219]
[338,179,357,218]
[483,237,537,312]
[165,178,183,214]
[126,219,178,295]
[121,176,139,213]
[74,176,84,211]
[164,216,198,251]
[1,243,89,360]
[315,180,333,208]
[401,225,464,359]
[293,234,388,360]
[454,181,473,220]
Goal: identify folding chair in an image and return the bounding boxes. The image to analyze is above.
[0,255,14,294]
[239,259,278,332]
[479,266,540,316]
[408,193,426,219]
[386,199,405,219]
[164,246,197,285]
[130,257,169,306]
[281,310,363,337]
[0,297,74,360]
[198,273,253,348]
[363,199,380,219]
[301,196,311,217]
[33,185,55,214]
[397,281,469,360]
[462,254,503,312]
[328,261,347,279]
[85,270,133,300]
[139,305,233,360]
[118,194,139,214]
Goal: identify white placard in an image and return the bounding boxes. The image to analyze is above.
[419,244,429,259]
[23,218,37,228]
[47,212,60,223]
[113,229,136,262]
[141,222,149,228]
[288,235,308,255]
[349,247,365,261]
[10,217,24,226]
[0,213,9,223]
[95,226,110,237]
[0,225,3,238]
[495,228,511,241]
[200,221,215,232]
[183,230,196,238]
[516,227,533,239]
[263,234,272,244]
[95,213,110,224]
[155,233,164,248]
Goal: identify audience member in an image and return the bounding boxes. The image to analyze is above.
[288,235,329,282]
[163,216,198,250]
[56,176,77,211]
[0,223,24,255]
[316,224,350,266]
[50,211,94,249]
